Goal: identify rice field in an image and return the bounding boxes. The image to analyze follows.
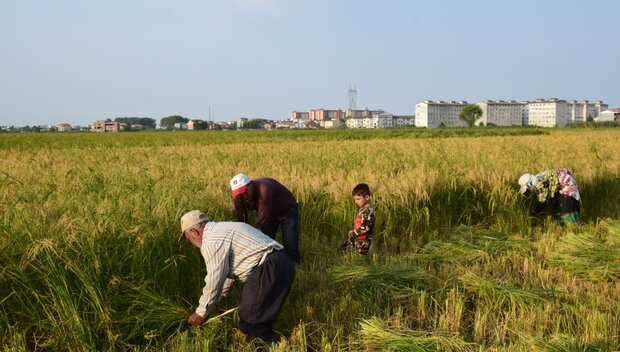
[1,127,619,351]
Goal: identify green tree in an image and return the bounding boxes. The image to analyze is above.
[241,119,266,129]
[160,115,188,129]
[114,117,156,128]
[192,119,209,130]
[459,104,483,127]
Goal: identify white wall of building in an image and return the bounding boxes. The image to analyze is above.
[476,100,523,126]
[527,98,570,127]
[393,115,416,127]
[415,100,468,128]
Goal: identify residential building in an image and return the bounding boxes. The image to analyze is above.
[309,109,345,121]
[345,117,363,129]
[173,122,187,130]
[290,116,311,128]
[237,118,248,129]
[415,100,469,128]
[56,123,72,132]
[324,119,343,128]
[91,120,124,132]
[187,120,197,130]
[290,111,309,120]
[567,100,609,123]
[345,112,394,128]
[595,109,620,122]
[521,101,530,126]
[275,120,294,129]
[372,112,394,128]
[393,115,416,127]
[527,98,571,127]
[344,108,384,118]
[476,100,523,126]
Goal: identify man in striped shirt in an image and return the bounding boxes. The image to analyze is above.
[180,210,295,343]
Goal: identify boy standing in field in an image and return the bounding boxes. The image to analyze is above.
[339,183,375,255]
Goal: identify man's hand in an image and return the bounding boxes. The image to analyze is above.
[188,312,206,326]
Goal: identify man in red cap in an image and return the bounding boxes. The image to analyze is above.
[230,174,301,264]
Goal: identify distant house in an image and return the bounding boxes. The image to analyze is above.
[595,109,620,122]
[324,119,342,128]
[275,120,294,129]
[56,123,72,132]
[173,122,187,130]
[91,120,125,132]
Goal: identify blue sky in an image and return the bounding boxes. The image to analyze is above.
[1,0,619,127]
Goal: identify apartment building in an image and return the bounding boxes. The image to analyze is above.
[476,100,523,126]
[344,108,384,118]
[415,98,608,128]
[290,111,309,120]
[308,109,345,121]
[345,112,394,129]
[393,115,416,127]
[567,100,608,123]
[415,100,469,128]
[527,98,571,127]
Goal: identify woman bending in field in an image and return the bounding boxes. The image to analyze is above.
[518,168,582,224]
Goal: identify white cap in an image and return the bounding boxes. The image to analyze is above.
[230,173,250,197]
[179,210,209,240]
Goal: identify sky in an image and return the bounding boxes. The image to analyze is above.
[1,0,619,127]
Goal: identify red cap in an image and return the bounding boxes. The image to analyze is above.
[232,185,247,198]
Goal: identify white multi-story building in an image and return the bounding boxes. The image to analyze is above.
[345,112,395,129]
[521,101,530,126]
[345,116,364,128]
[393,115,416,127]
[568,100,587,123]
[413,98,609,128]
[527,98,571,127]
[345,108,384,118]
[415,100,469,128]
[371,113,394,128]
[476,100,523,126]
[567,100,608,123]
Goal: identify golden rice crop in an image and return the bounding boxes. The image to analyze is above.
[1,127,619,351]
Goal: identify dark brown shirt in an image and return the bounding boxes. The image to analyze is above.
[233,177,298,232]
